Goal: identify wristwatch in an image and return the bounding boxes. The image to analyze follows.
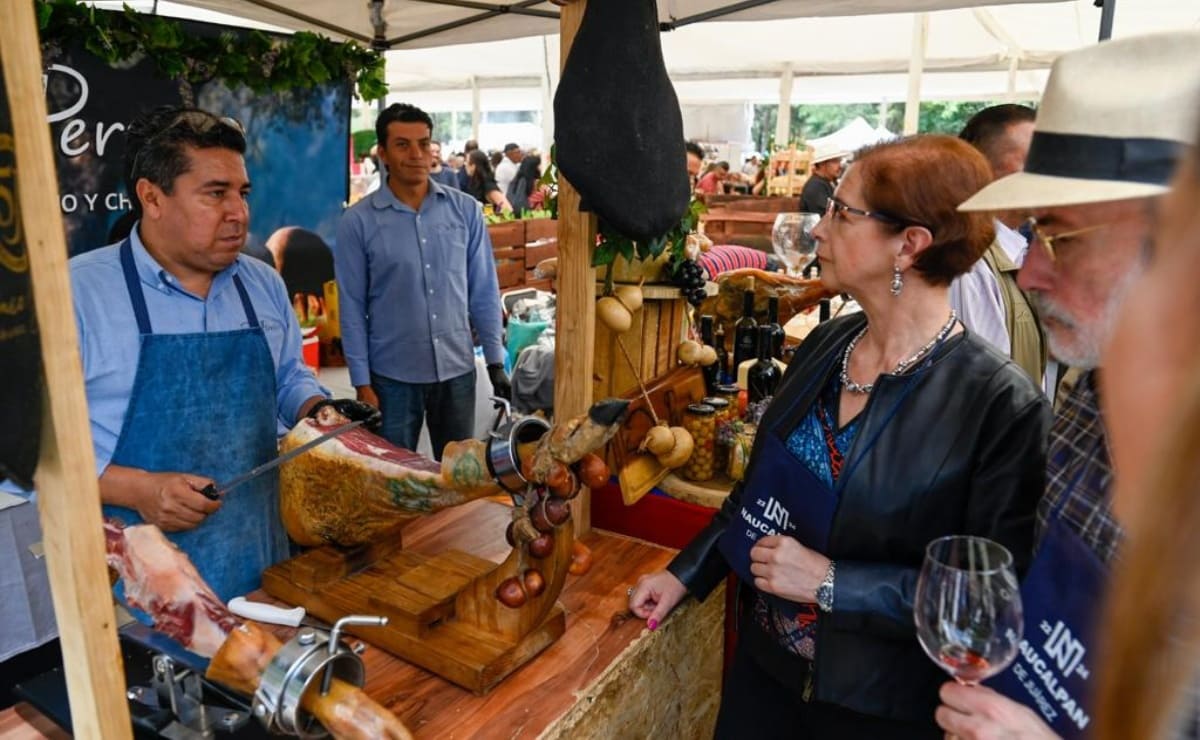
[816,560,836,613]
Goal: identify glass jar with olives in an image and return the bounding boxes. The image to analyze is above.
[702,396,733,472]
[682,403,717,482]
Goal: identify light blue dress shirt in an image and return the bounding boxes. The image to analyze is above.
[334,177,505,388]
[69,226,328,478]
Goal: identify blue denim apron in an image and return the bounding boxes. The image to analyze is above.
[104,239,289,604]
[989,457,1107,739]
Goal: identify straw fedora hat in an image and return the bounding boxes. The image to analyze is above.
[812,143,849,165]
[960,31,1200,212]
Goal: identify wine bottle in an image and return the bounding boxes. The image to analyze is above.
[766,296,785,359]
[699,315,720,395]
[714,322,730,384]
[732,290,758,375]
[748,326,781,404]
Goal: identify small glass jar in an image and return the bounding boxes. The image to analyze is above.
[727,423,756,482]
[702,396,733,472]
[716,384,742,420]
[682,403,717,482]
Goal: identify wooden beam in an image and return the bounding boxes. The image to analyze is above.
[555,0,597,535]
[0,2,131,737]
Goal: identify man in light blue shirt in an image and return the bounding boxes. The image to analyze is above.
[335,103,509,459]
[1,106,382,688]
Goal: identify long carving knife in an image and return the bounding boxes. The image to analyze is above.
[197,419,364,500]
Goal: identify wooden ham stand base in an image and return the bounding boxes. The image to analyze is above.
[262,502,572,694]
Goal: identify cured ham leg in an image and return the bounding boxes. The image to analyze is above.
[281,398,628,548]
[703,268,835,337]
[104,519,411,740]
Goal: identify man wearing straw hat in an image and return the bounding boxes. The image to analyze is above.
[799,143,848,213]
[934,31,1200,739]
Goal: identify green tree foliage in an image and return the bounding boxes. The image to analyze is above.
[37,0,388,100]
[750,100,1034,152]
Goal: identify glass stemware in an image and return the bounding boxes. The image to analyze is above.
[771,212,821,276]
[914,535,1023,685]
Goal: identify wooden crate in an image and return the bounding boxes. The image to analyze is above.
[487,221,526,248]
[524,239,558,267]
[524,217,557,242]
[493,245,525,289]
[593,284,689,401]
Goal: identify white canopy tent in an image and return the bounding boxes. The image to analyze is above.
[99,0,1197,149]
[373,0,1193,150]
[144,0,1081,49]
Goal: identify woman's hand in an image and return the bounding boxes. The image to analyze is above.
[628,570,688,630]
[749,535,830,603]
[935,682,1060,740]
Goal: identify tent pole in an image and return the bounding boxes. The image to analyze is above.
[471,76,481,142]
[903,13,928,135]
[541,35,556,161]
[775,63,793,148]
[1098,0,1116,41]
[554,0,597,535]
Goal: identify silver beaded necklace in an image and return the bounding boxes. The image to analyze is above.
[840,311,958,395]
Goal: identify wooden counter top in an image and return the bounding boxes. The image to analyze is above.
[359,498,723,738]
[0,499,724,739]
[657,472,736,510]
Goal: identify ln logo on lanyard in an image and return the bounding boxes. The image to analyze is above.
[1005,618,1092,732]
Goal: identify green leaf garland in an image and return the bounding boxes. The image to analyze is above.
[37,0,388,101]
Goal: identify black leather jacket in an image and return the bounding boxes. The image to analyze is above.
[668,312,1050,725]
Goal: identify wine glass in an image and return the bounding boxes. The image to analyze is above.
[771,212,821,275]
[914,535,1023,685]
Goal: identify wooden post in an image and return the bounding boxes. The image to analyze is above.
[555,0,598,535]
[0,2,132,737]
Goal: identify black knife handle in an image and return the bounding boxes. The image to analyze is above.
[198,483,220,501]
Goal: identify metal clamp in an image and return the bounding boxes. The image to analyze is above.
[252,615,387,738]
[125,654,248,739]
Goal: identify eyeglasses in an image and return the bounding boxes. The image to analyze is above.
[824,196,930,232]
[1023,218,1110,262]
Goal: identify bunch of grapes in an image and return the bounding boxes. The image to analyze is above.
[673,258,708,307]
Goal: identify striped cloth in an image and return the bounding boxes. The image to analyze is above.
[697,245,770,278]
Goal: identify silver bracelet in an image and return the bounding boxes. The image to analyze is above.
[816,560,836,613]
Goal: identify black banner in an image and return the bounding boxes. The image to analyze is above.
[0,53,43,491]
[43,14,350,257]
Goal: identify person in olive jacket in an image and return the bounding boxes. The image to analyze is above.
[630,135,1050,739]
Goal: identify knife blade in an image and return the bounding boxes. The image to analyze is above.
[197,419,364,500]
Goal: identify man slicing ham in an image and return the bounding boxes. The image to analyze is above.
[74,107,382,603]
[0,106,384,693]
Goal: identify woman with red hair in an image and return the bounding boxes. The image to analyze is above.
[631,136,1050,737]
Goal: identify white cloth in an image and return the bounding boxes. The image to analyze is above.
[0,500,57,661]
[495,157,519,197]
[949,220,1027,357]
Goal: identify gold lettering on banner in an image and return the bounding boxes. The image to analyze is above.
[0,324,28,342]
[0,294,25,315]
[0,133,29,274]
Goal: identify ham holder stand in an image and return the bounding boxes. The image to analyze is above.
[262,400,583,694]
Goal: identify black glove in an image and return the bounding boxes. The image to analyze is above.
[487,363,512,401]
[308,398,382,431]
